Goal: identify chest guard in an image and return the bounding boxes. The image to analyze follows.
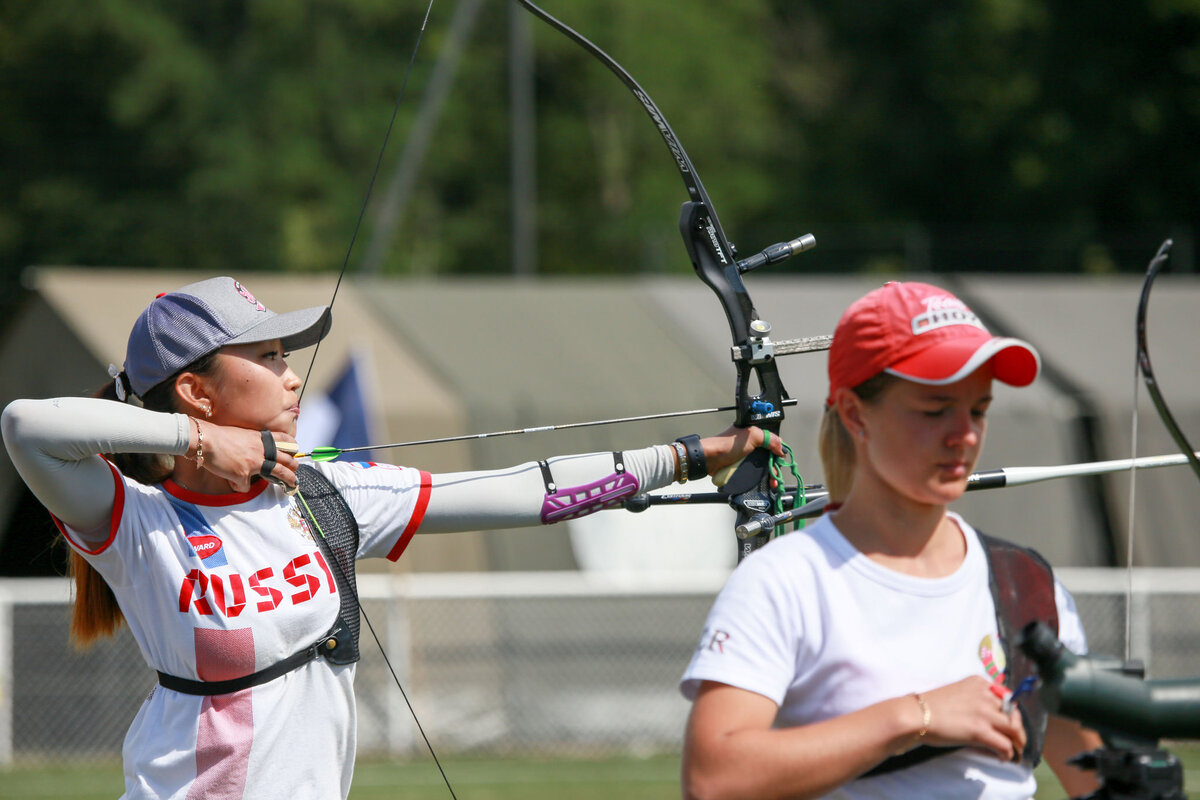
[978,531,1058,765]
[294,464,362,666]
[863,532,1058,777]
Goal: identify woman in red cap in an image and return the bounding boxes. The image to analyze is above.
[680,282,1102,800]
[1,276,777,800]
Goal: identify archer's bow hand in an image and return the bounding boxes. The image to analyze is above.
[700,425,786,479]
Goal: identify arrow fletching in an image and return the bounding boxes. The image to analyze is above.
[302,447,345,462]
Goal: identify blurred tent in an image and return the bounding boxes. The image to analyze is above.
[0,268,488,575]
[0,267,1198,576]
[954,274,1200,568]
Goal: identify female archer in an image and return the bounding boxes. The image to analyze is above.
[1,275,778,800]
[680,281,1104,800]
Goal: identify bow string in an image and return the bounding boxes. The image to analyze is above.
[291,3,460,798]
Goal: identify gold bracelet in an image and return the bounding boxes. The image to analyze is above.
[913,692,931,739]
[672,441,689,482]
[191,417,204,468]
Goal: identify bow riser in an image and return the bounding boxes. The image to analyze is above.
[515,0,800,560]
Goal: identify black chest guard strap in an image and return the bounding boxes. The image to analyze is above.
[293,464,362,667]
[862,532,1058,778]
[156,467,362,696]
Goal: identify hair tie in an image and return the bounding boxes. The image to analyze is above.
[107,364,128,402]
[107,364,138,405]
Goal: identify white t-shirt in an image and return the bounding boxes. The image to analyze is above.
[680,511,1087,800]
[57,459,430,800]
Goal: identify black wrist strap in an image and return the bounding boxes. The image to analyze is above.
[674,434,707,481]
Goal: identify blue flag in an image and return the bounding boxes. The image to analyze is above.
[296,352,378,463]
[326,354,376,462]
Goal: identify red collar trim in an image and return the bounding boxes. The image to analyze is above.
[162,477,271,506]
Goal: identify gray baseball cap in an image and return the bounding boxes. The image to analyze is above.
[123,277,331,397]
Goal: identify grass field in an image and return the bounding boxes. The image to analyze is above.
[2,748,1197,799]
[0,756,682,800]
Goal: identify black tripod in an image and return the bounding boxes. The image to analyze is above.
[1021,622,1196,800]
[1068,745,1185,800]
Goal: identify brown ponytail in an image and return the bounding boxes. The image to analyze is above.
[67,354,219,647]
[67,548,123,648]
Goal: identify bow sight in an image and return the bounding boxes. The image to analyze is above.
[1021,621,1197,799]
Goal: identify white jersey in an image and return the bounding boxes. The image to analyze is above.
[680,511,1087,800]
[56,459,430,800]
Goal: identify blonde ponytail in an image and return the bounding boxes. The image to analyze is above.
[817,373,900,504]
[818,405,857,504]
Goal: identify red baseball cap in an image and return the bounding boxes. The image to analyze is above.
[826,282,1040,407]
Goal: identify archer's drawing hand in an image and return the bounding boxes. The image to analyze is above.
[196,422,298,492]
[919,676,1027,762]
[701,425,787,478]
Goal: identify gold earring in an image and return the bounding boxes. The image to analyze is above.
[204,406,213,419]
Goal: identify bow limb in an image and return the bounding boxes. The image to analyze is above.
[516,0,795,561]
[1135,239,1200,482]
[1127,238,1198,670]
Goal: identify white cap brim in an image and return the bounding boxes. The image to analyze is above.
[885,337,1040,387]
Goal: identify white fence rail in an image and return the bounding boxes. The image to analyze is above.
[1,569,1198,765]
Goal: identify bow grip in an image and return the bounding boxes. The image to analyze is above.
[719,449,778,562]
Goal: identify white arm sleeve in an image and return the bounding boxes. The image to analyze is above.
[1,398,190,532]
[418,445,678,532]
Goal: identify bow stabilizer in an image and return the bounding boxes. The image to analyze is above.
[516,0,816,560]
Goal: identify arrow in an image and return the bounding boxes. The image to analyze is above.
[710,450,1200,538]
[277,398,803,461]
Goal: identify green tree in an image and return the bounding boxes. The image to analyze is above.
[764,0,1200,272]
[2,0,1198,291]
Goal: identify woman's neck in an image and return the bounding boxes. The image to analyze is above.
[171,458,236,495]
[831,486,965,578]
